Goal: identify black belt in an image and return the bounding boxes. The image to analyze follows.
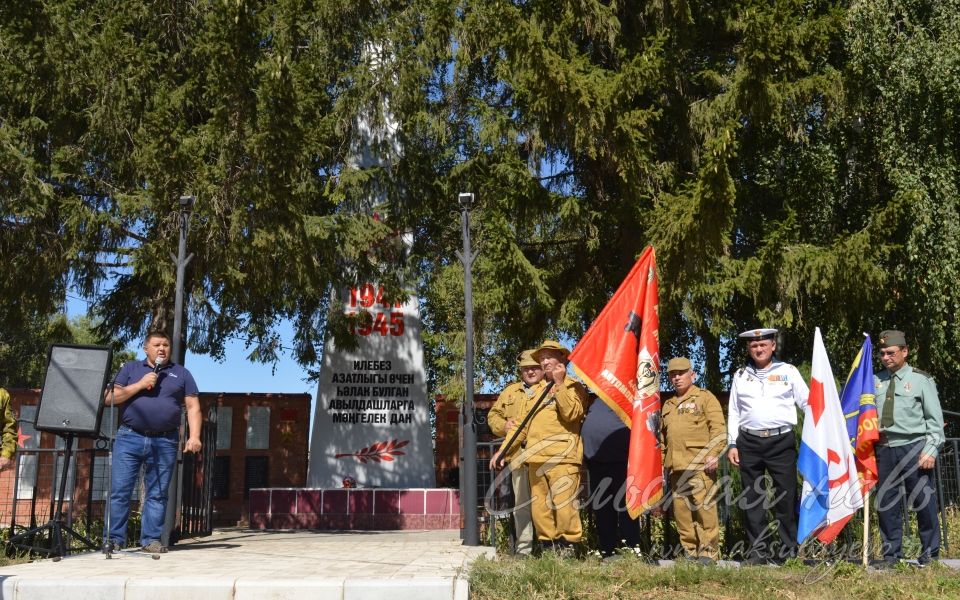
[740,425,792,438]
[128,426,177,437]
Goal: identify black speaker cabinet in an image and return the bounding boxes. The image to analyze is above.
[34,344,113,436]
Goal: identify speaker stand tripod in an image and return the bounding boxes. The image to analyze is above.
[8,433,99,559]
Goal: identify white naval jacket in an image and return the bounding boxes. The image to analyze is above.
[727,360,809,446]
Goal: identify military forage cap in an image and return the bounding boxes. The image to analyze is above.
[738,327,778,341]
[666,357,692,373]
[532,340,571,362]
[517,350,540,368]
[878,330,907,348]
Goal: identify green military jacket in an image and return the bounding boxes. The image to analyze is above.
[661,385,726,471]
[874,364,945,458]
[0,388,17,459]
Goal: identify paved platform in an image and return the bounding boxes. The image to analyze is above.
[0,529,494,600]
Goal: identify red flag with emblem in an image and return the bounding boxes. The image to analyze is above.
[569,246,661,517]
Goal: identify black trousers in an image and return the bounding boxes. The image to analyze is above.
[875,440,940,561]
[737,430,798,560]
[586,460,640,556]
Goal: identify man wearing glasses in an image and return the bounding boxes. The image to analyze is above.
[874,330,944,568]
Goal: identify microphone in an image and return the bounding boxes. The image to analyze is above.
[148,356,165,390]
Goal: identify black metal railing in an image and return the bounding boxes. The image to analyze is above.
[178,407,217,538]
[3,414,216,555]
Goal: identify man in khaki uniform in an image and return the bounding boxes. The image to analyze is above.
[512,340,588,551]
[0,387,17,471]
[487,350,543,555]
[661,357,726,564]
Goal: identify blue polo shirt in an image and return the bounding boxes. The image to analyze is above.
[114,359,199,432]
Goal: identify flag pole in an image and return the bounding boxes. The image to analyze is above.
[861,490,870,566]
[492,381,555,469]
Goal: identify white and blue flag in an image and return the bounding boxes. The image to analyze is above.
[797,328,863,544]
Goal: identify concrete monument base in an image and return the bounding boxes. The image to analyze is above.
[249,487,461,530]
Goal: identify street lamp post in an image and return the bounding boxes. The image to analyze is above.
[455,192,479,546]
[162,194,195,547]
[171,195,195,363]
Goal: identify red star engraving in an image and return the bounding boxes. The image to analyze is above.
[16,427,31,448]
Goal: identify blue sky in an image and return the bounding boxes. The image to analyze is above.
[67,295,316,397]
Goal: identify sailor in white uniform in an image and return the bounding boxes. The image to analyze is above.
[726,328,809,565]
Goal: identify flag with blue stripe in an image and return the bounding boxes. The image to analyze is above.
[798,328,864,544]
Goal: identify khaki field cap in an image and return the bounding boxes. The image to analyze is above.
[532,340,571,362]
[666,357,691,373]
[878,330,907,348]
[738,327,778,341]
[517,350,540,368]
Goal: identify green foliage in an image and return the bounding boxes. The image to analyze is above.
[2,0,959,408]
[0,315,135,388]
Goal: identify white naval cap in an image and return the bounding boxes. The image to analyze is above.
[738,328,778,341]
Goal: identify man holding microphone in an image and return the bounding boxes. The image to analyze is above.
[103,331,202,554]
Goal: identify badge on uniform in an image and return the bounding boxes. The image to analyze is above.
[903,382,912,393]
[767,375,788,383]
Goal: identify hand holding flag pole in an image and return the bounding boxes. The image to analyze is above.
[491,381,555,470]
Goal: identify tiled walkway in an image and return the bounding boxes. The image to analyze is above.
[0,529,493,600]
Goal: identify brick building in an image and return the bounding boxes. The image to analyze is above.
[208,392,311,526]
[0,389,311,530]
[433,395,497,488]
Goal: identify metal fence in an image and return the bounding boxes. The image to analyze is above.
[477,436,960,556]
[178,409,218,539]
[2,412,216,556]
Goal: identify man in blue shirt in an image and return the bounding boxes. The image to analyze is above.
[104,331,202,553]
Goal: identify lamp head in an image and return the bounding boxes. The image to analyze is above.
[458,192,474,210]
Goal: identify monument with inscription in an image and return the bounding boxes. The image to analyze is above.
[306,282,436,489]
[249,44,460,531]
[306,41,436,491]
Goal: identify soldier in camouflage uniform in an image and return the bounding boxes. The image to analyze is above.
[0,387,18,471]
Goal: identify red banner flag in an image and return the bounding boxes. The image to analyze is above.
[568,246,661,517]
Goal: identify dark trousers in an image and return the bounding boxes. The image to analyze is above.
[586,460,640,556]
[875,440,940,561]
[737,430,798,560]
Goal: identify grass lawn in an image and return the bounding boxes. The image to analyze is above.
[469,553,960,600]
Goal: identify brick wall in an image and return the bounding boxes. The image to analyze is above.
[0,388,311,529]
[206,393,311,526]
[433,395,497,488]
